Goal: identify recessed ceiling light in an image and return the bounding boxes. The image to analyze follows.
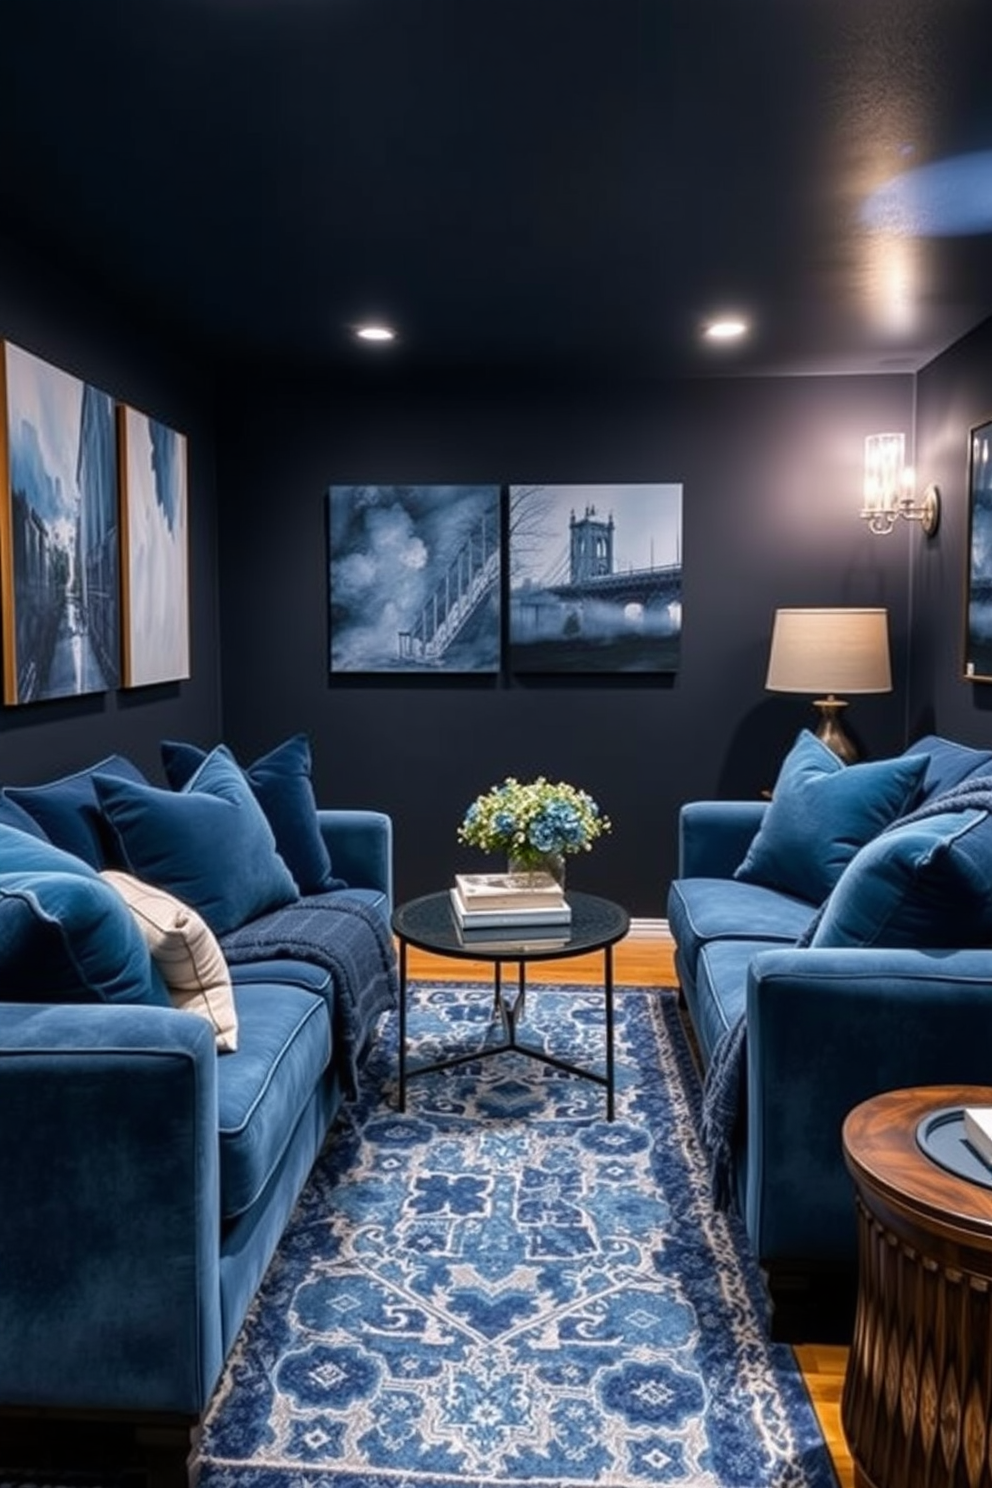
[703,317,749,342]
[355,324,396,343]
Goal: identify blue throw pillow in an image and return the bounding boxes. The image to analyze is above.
[0,869,168,1005]
[734,730,928,906]
[0,823,98,878]
[161,734,340,894]
[94,746,299,936]
[0,795,51,840]
[6,755,148,867]
[807,808,992,947]
[901,735,992,801]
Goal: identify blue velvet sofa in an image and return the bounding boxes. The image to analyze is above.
[667,731,992,1340]
[0,735,396,1486]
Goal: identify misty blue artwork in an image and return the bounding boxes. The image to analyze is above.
[0,341,120,703]
[328,485,501,673]
[508,484,683,673]
[965,419,992,680]
[119,405,190,687]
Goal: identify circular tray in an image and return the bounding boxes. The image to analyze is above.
[917,1105,992,1190]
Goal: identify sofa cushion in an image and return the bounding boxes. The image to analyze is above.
[667,876,816,985]
[101,870,238,1051]
[6,755,148,867]
[0,866,168,1006]
[734,730,927,905]
[94,746,299,937]
[806,808,992,949]
[216,980,331,1220]
[161,734,343,895]
[693,939,773,1066]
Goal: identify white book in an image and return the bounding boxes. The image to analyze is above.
[454,871,565,911]
[963,1107,992,1168]
[449,887,572,929]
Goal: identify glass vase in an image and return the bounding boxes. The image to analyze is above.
[507,851,566,890]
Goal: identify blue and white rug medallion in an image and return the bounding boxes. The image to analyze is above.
[199,983,838,1488]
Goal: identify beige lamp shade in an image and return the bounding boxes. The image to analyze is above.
[765,608,892,695]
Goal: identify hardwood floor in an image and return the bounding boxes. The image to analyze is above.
[402,931,855,1488]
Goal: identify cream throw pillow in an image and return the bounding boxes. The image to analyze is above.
[100,870,238,1052]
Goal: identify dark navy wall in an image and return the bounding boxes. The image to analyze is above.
[215,367,914,916]
[0,231,222,783]
[912,317,992,746]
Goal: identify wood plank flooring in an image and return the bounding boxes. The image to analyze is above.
[402,931,855,1488]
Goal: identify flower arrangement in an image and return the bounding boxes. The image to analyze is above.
[457,776,611,870]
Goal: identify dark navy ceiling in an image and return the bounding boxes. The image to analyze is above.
[4,0,992,381]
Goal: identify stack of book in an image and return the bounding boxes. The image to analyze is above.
[450,870,571,949]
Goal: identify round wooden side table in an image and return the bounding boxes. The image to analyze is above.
[842,1085,992,1488]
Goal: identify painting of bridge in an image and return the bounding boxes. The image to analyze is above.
[328,484,501,672]
[966,419,992,681]
[508,483,683,673]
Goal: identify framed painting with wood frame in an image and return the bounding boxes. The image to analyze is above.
[964,416,992,682]
[0,340,120,703]
[117,404,190,687]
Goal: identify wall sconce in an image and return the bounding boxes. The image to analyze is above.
[860,432,940,537]
[766,607,892,763]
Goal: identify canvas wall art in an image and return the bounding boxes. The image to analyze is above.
[0,340,120,703]
[508,483,683,673]
[965,417,992,681]
[328,484,501,673]
[117,405,190,687]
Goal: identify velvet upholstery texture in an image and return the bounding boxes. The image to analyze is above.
[903,734,992,800]
[6,754,148,867]
[807,808,992,948]
[161,734,342,894]
[733,729,927,905]
[666,876,817,986]
[94,747,299,937]
[0,824,98,878]
[0,867,167,1005]
[0,749,395,1452]
[0,1002,223,1413]
[0,794,51,839]
[216,983,331,1220]
[668,735,992,1319]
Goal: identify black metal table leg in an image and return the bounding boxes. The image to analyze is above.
[604,942,615,1121]
[398,936,407,1111]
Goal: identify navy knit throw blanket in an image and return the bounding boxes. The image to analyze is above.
[221,891,399,1098]
[699,772,992,1211]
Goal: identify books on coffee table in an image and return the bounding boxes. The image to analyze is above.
[454,871,565,912]
[454,919,571,953]
[449,884,572,930]
[964,1106,992,1169]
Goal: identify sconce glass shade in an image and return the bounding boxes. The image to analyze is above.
[766,607,892,761]
[860,432,940,536]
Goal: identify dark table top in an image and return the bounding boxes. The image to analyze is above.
[392,889,629,962]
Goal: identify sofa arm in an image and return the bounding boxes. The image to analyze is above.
[0,1002,223,1416]
[677,800,766,878]
[318,808,393,908]
[744,945,992,1268]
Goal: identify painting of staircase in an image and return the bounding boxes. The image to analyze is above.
[328,484,501,672]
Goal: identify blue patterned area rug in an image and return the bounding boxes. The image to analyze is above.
[198,983,838,1488]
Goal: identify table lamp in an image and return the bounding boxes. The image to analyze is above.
[765,607,892,763]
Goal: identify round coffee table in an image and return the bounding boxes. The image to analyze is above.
[841,1085,992,1488]
[392,889,629,1120]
